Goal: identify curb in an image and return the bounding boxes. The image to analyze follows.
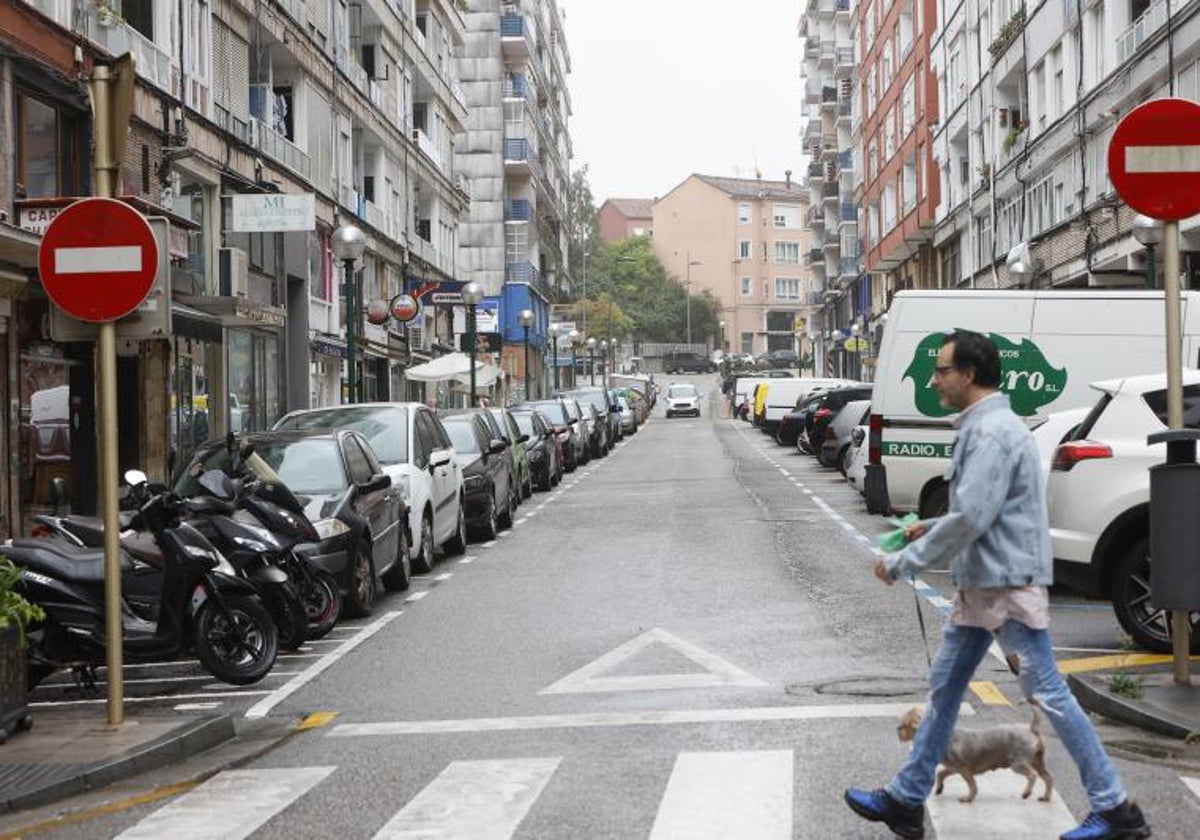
[1068,673,1198,741]
[1,714,235,814]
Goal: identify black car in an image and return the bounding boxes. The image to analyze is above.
[176,430,407,618]
[570,386,619,450]
[803,385,874,453]
[662,350,717,374]
[510,408,560,491]
[530,398,585,471]
[440,413,514,540]
[760,349,800,369]
[454,408,520,515]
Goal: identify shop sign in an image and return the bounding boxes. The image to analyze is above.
[18,203,67,236]
[229,193,316,232]
[453,302,499,333]
[312,339,348,359]
[390,293,420,323]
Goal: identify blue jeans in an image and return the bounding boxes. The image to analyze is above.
[886,620,1126,812]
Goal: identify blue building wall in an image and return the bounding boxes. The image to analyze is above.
[495,284,549,349]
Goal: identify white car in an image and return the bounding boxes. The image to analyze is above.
[1047,370,1200,652]
[664,383,700,418]
[274,402,466,575]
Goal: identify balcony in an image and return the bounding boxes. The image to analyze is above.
[839,202,857,221]
[504,74,533,101]
[836,46,855,70]
[807,248,825,265]
[505,199,533,222]
[410,235,441,271]
[807,161,824,178]
[214,104,252,145]
[839,150,852,170]
[506,261,552,301]
[335,46,371,98]
[92,20,178,99]
[1117,0,1168,64]
[839,256,859,277]
[504,138,547,182]
[501,14,534,57]
[805,36,820,58]
[364,199,388,236]
[412,127,441,168]
[838,98,852,120]
[252,118,312,180]
[836,0,850,11]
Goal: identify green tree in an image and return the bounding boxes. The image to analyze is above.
[567,166,602,285]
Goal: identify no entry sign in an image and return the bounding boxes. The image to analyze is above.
[37,197,159,322]
[1108,98,1200,221]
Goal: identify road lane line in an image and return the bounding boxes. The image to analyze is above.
[328,703,975,737]
[114,767,336,839]
[433,572,454,581]
[32,690,272,707]
[244,611,403,719]
[372,758,560,839]
[405,592,429,602]
[650,751,792,840]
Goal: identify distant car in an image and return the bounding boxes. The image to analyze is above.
[177,429,406,617]
[664,383,701,418]
[530,398,586,471]
[510,407,561,491]
[440,413,514,540]
[760,349,800,369]
[662,351,717,374]
[616,395,637,435]
[818,399,872,473]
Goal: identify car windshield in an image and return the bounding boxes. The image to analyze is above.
[668,385,697,398]
[571,390,608,410]
[274,406,408,465]
[534,402,568,424]
[512,412,536,436]
[442,419,481,454]
[177,438,348,497]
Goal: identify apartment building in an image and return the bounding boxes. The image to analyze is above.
[456,0,571,401]
[597,198,654,242]
[653,174,810,357]
[0,0,559,535]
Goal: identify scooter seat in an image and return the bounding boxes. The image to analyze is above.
[60,514,133,547]
[7,539,109,583]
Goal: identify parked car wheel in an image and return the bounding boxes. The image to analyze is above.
[1111,537,1200,653]
[839,445,854,476]
[920,482,950,519]
[382,525,412,591]
[477,494,499,541]
[413,512,436,574]
[343,541,376,618]
[499,486,515,529]
[443,502,468,556]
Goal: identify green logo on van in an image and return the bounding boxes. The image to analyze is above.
[903,331,1068,417]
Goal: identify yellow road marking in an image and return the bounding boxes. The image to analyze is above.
[969,680,1011,706]
[1056,653,1179,674]
[295,711,339,731]
[0,781,198,839]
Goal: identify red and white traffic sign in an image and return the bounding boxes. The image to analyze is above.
[37,197,158,322]
[1108,98,1200,221]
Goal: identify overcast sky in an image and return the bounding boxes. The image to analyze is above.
[559,1,804,203]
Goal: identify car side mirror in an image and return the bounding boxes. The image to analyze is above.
[360,473,391,494]
[430,450,452,469]
[544,430,556,440]
[568,418,578,425]
[488,439,507,455]
[518,433,530,444]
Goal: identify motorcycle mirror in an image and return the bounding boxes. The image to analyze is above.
[124,469,148,487]
[50,476,68,510]
[198,469,235,500]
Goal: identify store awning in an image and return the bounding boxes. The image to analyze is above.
[0,222,39,282]
[172,303,224,343]
[405,352,502,387]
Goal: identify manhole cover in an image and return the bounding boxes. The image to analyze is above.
[813,677,929,698]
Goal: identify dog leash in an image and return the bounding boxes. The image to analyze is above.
[908,573,933,668]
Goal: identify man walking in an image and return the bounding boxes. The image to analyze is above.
[844,330,1150,840]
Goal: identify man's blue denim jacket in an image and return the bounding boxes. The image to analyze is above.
[885,393,1054,588]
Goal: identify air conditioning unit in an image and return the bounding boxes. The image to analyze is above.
[219,247,250,298]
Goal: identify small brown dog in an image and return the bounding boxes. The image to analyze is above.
[897,705,1054,804]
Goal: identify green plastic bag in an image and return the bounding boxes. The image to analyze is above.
[878,512,920,553]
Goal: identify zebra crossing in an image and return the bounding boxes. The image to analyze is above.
[106,751,1200,839]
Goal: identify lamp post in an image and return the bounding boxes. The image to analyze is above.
[1133,214,1164,289]
[519,308,534,400]
[718,320,726,352]
[582,251,590,335]
[462,281,484,406]
[586,336,597,385]
[552,325,561,392]
[599,339,609,385]
[568,329,581,388]
[685,252,702,346]
[332,223,367,404]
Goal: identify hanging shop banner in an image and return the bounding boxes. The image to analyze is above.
[230,193,316,232]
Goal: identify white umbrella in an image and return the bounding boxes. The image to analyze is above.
[405,352,501,388]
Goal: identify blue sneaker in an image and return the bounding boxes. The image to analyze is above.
[844,787,925,839]
[1061,800,1150,840]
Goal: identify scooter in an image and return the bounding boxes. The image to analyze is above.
[9,471,278,690]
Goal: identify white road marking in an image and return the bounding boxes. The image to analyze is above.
[32,690,272,708]
[244,611,402,719]
[480,540,497,548]
[1125,144,1200,173]
[372,758,560,839]
[540,628,767,695]
[514,517,528,525]
[650,751,792,840]
[926,772,1076,838]
[115,766,336,839]
[173,702,223,711]
[458,556,476,564]
[55,245,143,274]
[433,572,454,581]
[405,592,429,602]
[1182,775,1200,800]
[328,703,974,737]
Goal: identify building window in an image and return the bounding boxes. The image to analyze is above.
[775,277,801,300]
[939,237,961,288]
[976,213,993,269]
[741,332,754,353]
[773,204,801,228]
[738,202,752,224]
[738,240,752,260]
[14,91,83,199]
[902,157,917,213]
[740,276,752,296]
[774,241,800,263]
[763,279,770,298]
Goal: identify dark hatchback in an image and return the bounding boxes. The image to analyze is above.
[509,407,560,491]
[440,413,513,540]
[803,385,874,452]
[530,399,585,471]
[175,430,407,618]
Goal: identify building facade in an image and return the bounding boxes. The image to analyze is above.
[597,198,653,242]
[652,174,811,357]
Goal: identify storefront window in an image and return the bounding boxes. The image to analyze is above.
[18,353,73,526]
[228,329,282,433]
[173,337,216,471]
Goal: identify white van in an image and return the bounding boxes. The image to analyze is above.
[761,377,858,433]
[733,372,795,419]
[866,289,1200,517]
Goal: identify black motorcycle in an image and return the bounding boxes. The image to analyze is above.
[9,472,278,689]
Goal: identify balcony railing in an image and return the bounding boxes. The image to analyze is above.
[214,104,252,145]
[838,98,852,117]
[839,150,852,170]
[839,257,859,276]
[1117,0,1168,64]
[412,127,441,168]
[840,202,857,221]
[836,46,854,66]
[506,261,552,300]
[253,118,312,180]
[807,248,825,264]
[504,74,532,101]
[93,21,178,98]
[505,199,532,221]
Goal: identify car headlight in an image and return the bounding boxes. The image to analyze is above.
[313,518,350,540]
[464,474,486,490]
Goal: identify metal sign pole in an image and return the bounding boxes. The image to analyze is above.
[1162,220,1190,685]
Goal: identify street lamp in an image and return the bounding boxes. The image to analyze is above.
[568,329,581,387]
[331,223,366,403]
[718,320,726,352]
[519,308,534,400]
[599,339,609,385]
[1133,214,1163,289]
[685,252,702,346]
[586,336,597,385]
[551,325,562,392]
[462,281,484,406]
[582,251,590,335]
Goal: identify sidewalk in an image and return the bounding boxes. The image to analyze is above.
[1069,660,1200,741]
[0,706,235,814]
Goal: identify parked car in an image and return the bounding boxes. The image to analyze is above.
[530,398,586,471]
[664,383,701,418]
[818,399,873,472]
[803,385,874,453]
[566,388,614,456]
[846,422,869,494]
[616,395,637,435]
[510,407,560,491]
[178,429,406,617]
[662,351,716,374]
[448,408,520,518]
[440,413,514,540]
[1047,370,1200,652]
[760,377,856,436]
[273,403,466,574]
[489,407,534,500]
[562,398,593,464]
[759,349,800,369]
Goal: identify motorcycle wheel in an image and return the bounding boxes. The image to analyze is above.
[267,581,309,651]
[301,570,341,641]
[194,594,278,685]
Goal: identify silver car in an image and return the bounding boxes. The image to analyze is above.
[818,399,872,473]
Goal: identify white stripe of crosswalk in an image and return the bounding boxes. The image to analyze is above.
[926,771,1076,838]
[649,750,793,840]
[371,758,560,839]
[114,767,336,839]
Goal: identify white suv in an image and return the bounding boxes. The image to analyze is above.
[274,403,466,575]
[1047,370,1200,652]
[664,383,700,418]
